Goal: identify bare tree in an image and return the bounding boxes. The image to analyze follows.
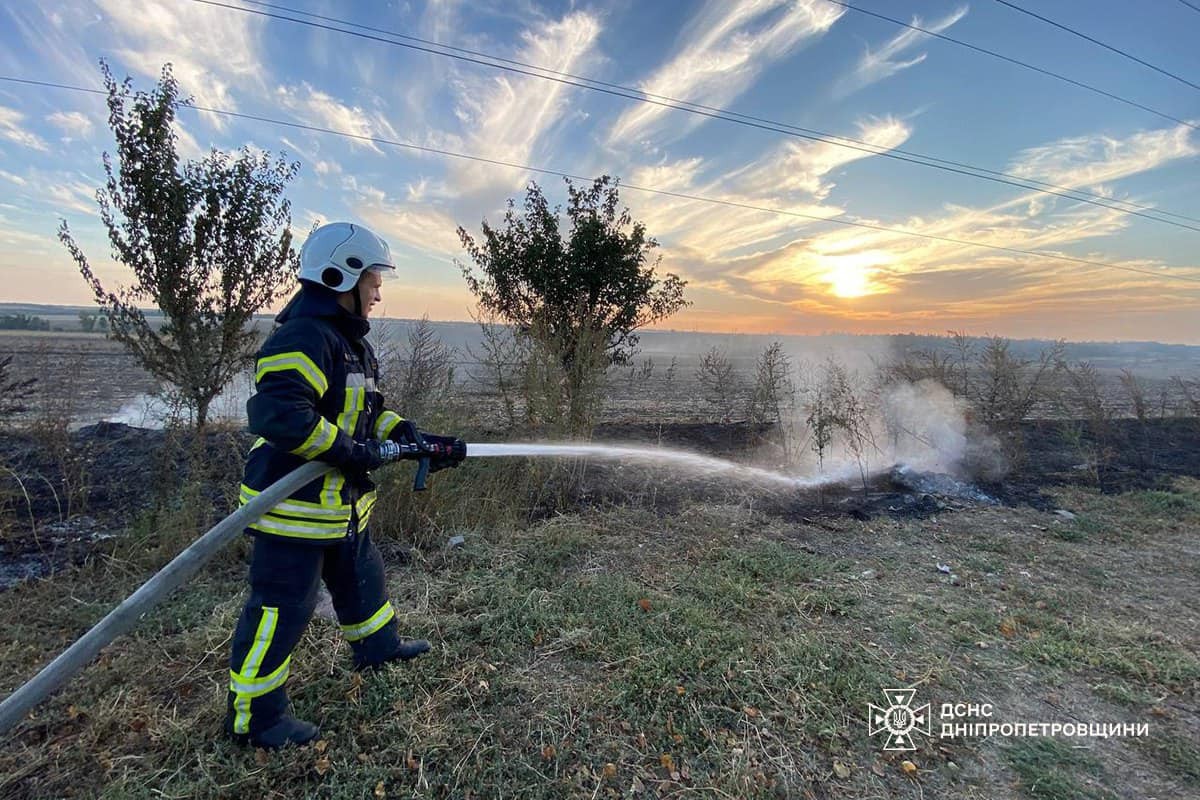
[696,347,740,422]
[0,355,36,426]
[807,359,877,497]
[1119,369,1148,423]
[392,316,456,421]
[1171,375,1200,417]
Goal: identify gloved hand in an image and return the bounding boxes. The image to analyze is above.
[420,432,466,473]
[344,439,402,473]
[391,418,423,446]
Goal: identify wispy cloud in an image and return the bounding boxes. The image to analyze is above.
[46,110,94,140]
[345,177,464,260]
[0,106,48,151]
[280,136,343,180]
[43,179,99,217]
[609,0,843,146]
[650,121,1200,328]
[275,84,396,155]
[0,4,107,91]
[622,117,911,261]
[731,116,913,201]
[95,0,267,130]
[835,5,968,97]
[1008,124,1200,189]
[450,10,602,194]
[171,117,207,162]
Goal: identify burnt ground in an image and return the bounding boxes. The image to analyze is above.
[0,422,248,589]
[1,417,1198,591]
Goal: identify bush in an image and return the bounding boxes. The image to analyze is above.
[374,316,457,426]
[806,358,876,496]
[696,346,741,423]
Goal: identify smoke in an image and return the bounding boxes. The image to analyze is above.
[770,342,1004,484]
[103,375,254,429]
[881,379,968,473]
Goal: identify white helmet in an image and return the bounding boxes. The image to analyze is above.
[299,222,397,291]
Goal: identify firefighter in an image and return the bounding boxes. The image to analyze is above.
[224,222,466,749]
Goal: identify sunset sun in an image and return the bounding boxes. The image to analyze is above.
[819,251,890,299]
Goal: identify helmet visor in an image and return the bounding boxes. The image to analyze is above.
[367,263,399,282]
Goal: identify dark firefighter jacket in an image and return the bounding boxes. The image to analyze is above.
[239,282,410,542]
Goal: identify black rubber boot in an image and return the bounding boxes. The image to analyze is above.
[353,638,431,671]
[227,713,320,749]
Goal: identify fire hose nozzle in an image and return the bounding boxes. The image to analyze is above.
[383,439,468,492]
[382,440,431,491]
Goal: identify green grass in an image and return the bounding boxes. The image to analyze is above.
[3,464,1198,797]
[1004,739,1118,800]
[1134,733,1200,785]
[1013,611,1200,694]
[0,505,901,799]
[1132,488,1200,517]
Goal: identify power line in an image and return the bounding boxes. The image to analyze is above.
[995,0,1200,92]
[824,0,1199,132]
[1179,0,1200,14]
[191,0,1200,232]
[234,0,1200,228]
[3,74,1199,285]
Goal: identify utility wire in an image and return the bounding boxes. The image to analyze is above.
[824,0,1199,132]
[191,0,1200,232]
[232,0,1200,227]
[3,75,1198,285]
[1179,0,1200,14]
[995,0,1200,92]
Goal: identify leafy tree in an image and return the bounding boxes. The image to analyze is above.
[456,176,688,430]
[59,61,299,428]
[0,314,49,331]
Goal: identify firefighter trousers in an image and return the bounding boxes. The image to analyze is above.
[225,528,402,736]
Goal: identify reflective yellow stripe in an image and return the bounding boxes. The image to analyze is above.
[323,386,361,508]
[250,437,268,451]
[341,602,395,642]
[261,512,348,531]
[321,469,346,510]
[239,487,350,520]
[289,417,338,459]
[248,517,349,539]
[240,484,348,514]
[356,491,378,528]
[375,410,404,440]
[231,606,280,734]
[256,352,329,396]
[229,656,291,698]
[337,386,363,435]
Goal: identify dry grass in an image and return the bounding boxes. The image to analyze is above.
[0,466,1196,798]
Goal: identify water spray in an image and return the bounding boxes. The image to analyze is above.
[0,439,861,736]
[467,442,861,489]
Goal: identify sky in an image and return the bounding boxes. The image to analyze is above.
[1,0,1199,343]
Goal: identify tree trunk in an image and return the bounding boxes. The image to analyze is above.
[195,395,210,431]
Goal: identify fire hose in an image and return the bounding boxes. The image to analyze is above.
[0,440,447,737]
[0,437,824,737]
